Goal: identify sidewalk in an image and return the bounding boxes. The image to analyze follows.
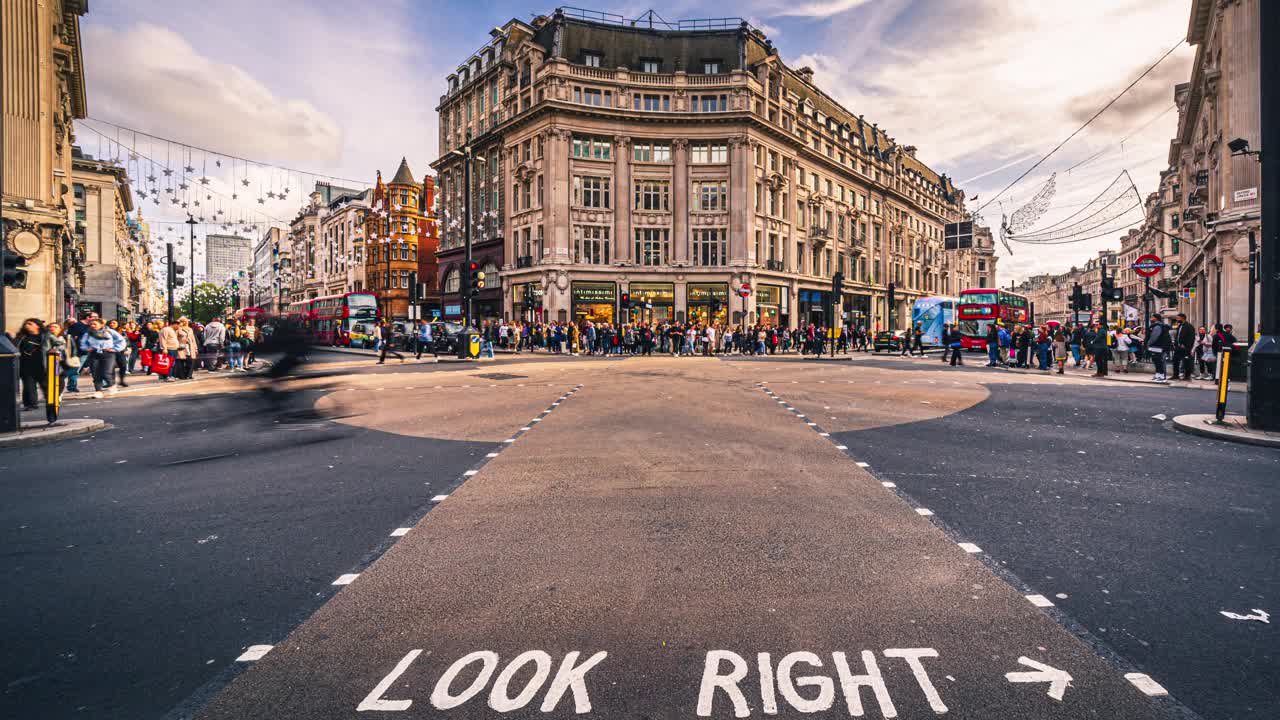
[0,418,107,449]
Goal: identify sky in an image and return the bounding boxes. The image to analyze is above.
[75,0,1195,285]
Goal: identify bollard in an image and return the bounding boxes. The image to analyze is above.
[46,348,61,424]
[1215,349,1232,422]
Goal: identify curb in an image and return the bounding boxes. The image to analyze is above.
[0,418,108,449]
[1171,414,1280,448]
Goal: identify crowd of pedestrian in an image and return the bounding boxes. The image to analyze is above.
[7,311,261,411]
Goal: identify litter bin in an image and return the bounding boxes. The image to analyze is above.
[457,329,480,359]
[1229,341,1249,383]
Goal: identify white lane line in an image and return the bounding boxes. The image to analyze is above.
[797,414,806,418]
[486,452,500,458]
[520,426,532,431]
[1025,594,1055,608]
[503,438,516,443]
[916,508,934,516]
[531,418,542,423]
[856,461,870,468]
[807,422,817,426]
[958,542,982,553]
[835,445,849,450]
[819,433,830,437]
[463,470,478,476]
[390,528,411,537]
[332,573,360,586]
[431,495,449,502]
[1124,673,1168,697]
[236,645,273,662]
[882,481,896,488]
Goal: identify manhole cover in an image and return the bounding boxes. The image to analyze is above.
[475,373,528,380]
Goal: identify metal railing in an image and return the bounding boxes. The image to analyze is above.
[558,7,752,32]
[766,259,785,272]
[516,255,534,268]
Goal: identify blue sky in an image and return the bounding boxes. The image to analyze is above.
[77,0,1194,282]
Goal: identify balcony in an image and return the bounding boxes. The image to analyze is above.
[516,255,534,268]
[766,259,785,272]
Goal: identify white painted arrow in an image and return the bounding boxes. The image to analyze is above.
[1005,657,1072,701]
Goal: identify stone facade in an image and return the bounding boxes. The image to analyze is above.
[288,182,365,302]
[250,227,286,313]
[1,0,88,329]
[432,10,993,330]
[363,160,436,320]
[70,150,154,321]
[1169,0,1261,333]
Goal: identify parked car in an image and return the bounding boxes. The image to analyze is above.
[348,321,378,349]
[873,330,907,352]
[430,321,466,355]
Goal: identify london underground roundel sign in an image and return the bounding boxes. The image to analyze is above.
[1132,254,1164,277]
[739,283,752,298]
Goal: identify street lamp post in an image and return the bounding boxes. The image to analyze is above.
[1249,0,1280,430]
[446,147,482,331]
[186,217,197,320]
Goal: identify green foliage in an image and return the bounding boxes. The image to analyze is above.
[184,282,233,323]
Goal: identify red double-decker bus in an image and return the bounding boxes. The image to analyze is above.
[285,292,379,347]
[957,288,1030,350]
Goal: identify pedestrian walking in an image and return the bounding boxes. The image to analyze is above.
[1052,330,1069,374]
[80,317,126,397]
[1088,320,1110,377]
[1146,314,1171,382]
[1170,313,1195,381]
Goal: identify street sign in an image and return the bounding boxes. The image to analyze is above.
[738,283,752,298]
[1132,254,1164,277]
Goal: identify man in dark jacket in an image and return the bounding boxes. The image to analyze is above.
[1147,314,1171,381]
[1088,321,1110,377]
[1170,313,1196,381]
[1069,323,1086,367]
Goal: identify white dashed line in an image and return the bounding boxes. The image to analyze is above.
[797,414,806,418]
[332,574,359,586]
[835,445,848,450]
[503,438,516,443]
[916,508,934,516]
[856,461,870,468]
[390,528,411,537]
[958,542,982,553]
[486,452,500,458]
[819,433,830,437]
[236,645,273,662]
[1025,594,1054,608]
[463,470,478,476]
[431,495,449,502]
[882,481,896,488]
[520,426,532,431]
[806,422,817,426]
[1124,673,1168,696]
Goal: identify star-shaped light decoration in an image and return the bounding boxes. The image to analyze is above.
[215,159,222,167]
[184,165,195,173]
[193,200,201,207]
[179,182,189,191]
[129,151,139,161]
[267,191,277,199]
[166,187,174,195]
[232,193,238,200]
[199,176,211,185]
[171,197,180,205]
[147,174,157,183]
[181,201,188,209]
[163,168,173,176]
[257,197,265,204]
[281,187,290,196]
[241,178,251,187]
[138,190,148,199]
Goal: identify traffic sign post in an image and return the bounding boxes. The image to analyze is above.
[1132,254,1164,329]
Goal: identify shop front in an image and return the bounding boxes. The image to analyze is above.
[798,289,832,327]
[512,282,545,323]
[571,281,617,324]
[847,293,872,329]
[686,283,729,326]
[626,282,675,325]
[756,285,786,327]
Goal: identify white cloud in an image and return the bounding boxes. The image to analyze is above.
[776,0,1194,281]
[83,23,343,166]
[772,0,875,19]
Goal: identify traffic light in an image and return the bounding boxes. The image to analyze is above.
[1100,276,1122,302]
[620,292,631,309]
[468,261,485,295]
[171,261,186,287]
[832,271,844,297]
[409,271,419,303]
[459,262,471,298]
[3,252,28,289]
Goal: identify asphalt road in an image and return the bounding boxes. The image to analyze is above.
[0,384,492,720]
[828,380,1275,720]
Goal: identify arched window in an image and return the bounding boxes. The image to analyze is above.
[481,262,499,278]
[444,268,461,293]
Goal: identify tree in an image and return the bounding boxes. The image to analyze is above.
[183,282,233,323]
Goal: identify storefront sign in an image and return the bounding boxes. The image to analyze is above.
[687,283,729,303]
[628,282,675,304]
[444,303,462,317]
[572,282,617,304]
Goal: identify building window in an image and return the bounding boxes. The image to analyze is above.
[522,180,532,210]
[634,228,670,266]
[572,135,612,160]
[692,181,728,212]
[1170,213,1180,229]
[632,141,671,163]
[573,176,611,208]
[634,93,670,111]
[583,52,602,67]
[573,87,611,107]
[690,142,728,164]
[641,59,661,73]
[634,179,670,211]
[692,94,727,112]
[693,229,726,266]
[444,269,460,293]
[574,225,611,265]
[703,60,722,74]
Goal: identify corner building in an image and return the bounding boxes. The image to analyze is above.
[434,9,986,329]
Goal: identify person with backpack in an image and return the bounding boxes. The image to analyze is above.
[1147,314,1171,382]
